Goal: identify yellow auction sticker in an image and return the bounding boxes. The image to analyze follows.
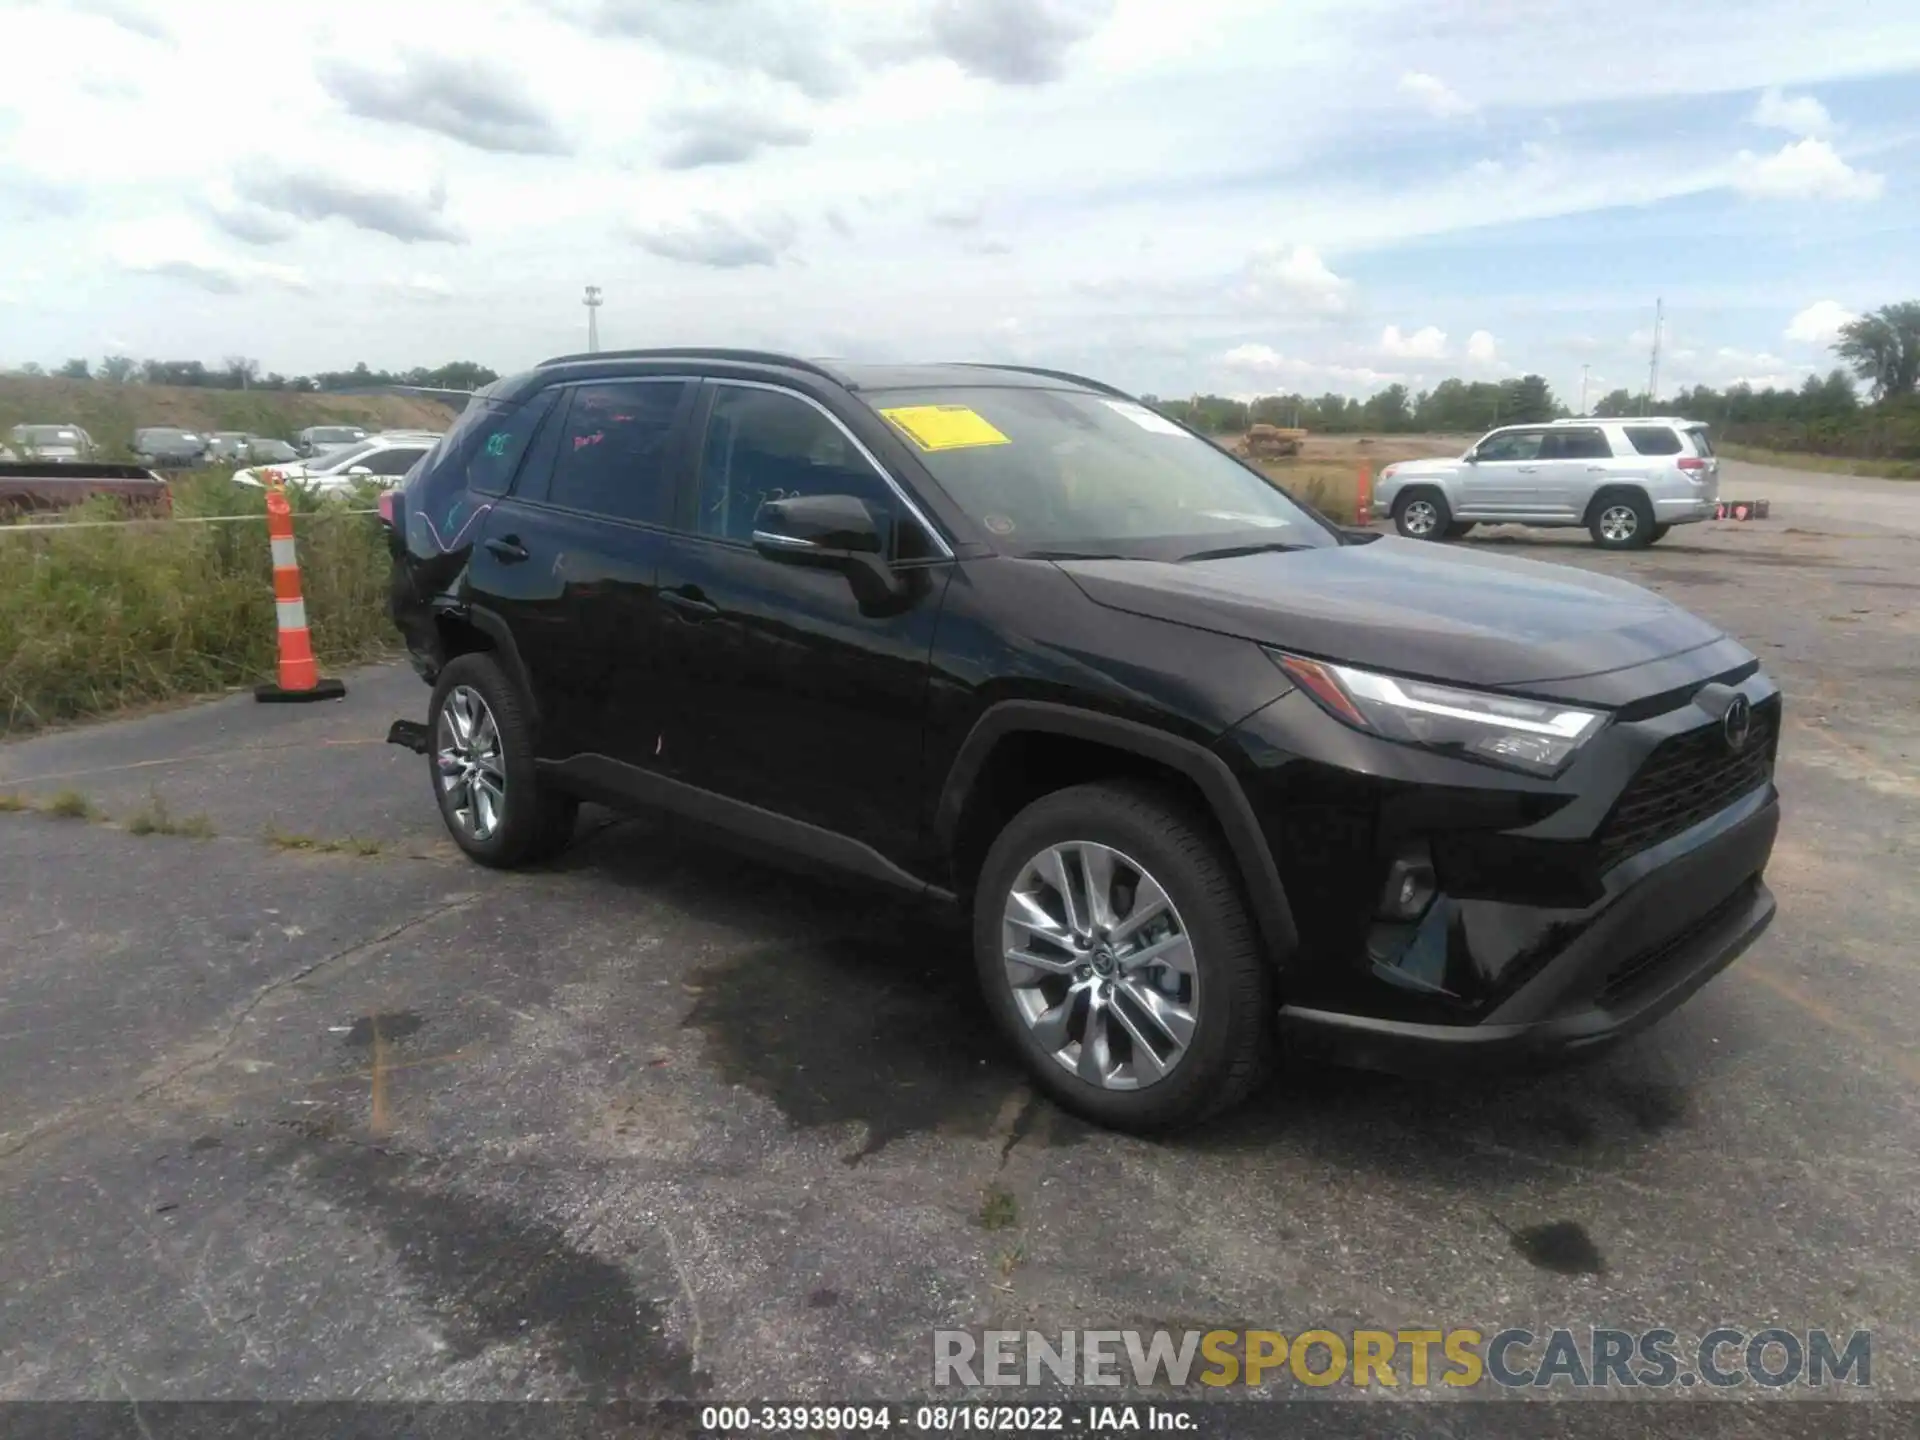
[879,405,1011,452]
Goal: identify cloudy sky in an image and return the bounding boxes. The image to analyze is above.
[3,0,1917,405]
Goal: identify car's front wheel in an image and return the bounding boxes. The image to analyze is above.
[972,781,1274,1133]
[428,653,577,868]
[1392,488,1451,541]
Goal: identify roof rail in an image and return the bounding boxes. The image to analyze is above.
[535,347,849,383]
[944,362,1132,399]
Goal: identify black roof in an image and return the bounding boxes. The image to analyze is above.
[526,348,1126,398]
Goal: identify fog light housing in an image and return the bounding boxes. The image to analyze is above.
[1378,853,1436,921]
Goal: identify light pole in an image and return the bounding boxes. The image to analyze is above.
[583,285,602,354]
[1580,364,1590,415]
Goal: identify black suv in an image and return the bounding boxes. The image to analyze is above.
[386,350,1780,1132]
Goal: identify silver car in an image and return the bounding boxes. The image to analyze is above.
[1374,417,1720,550]
[8,423,96,462]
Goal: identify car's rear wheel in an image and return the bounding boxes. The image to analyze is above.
[1392,488,1451,541]
[1589,490,1655,550]
[429,653,577,868]
[973,781,1273,1133]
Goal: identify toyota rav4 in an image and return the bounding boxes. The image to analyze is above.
[385,351,1780,1133]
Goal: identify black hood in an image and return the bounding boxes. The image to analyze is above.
[1056,536,1725,689]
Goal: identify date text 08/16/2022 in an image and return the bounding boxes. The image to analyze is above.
[700,1404,1191,1434]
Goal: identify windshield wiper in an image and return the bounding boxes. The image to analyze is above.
[1175,541,1307,562]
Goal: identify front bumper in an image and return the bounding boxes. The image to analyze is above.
[1278,788,1777,1071]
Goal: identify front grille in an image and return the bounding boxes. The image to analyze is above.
[1595,698,1778,872]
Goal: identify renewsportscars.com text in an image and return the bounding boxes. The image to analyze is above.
[934,1327,1872,1390]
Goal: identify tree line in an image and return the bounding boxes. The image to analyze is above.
[19,356,499,394]
[1149,300,1920,461]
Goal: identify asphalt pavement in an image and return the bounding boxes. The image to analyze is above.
[1,466,1917,1427]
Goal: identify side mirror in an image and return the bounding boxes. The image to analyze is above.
[1463,451,1480,464]
[753,493,916,613]
[752,493,882,558]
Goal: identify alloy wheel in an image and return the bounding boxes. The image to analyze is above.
[436,685,506,841]
[1401,499,1439,536]
[1599,504,1639,543]
[1001,841,1198,1090]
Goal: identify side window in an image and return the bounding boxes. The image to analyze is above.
[1542,427,1611,461]
[1624,426,1683,457]
[366,446,429,477]
[695,386,901,548]
[545,381,688,524]
[1475,430,1544,462]
[460,389,556,495]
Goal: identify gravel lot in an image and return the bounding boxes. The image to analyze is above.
[1,459,1916,1432]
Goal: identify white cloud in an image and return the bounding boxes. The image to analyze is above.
[104,218,311,293]
[1784,299,1856,346]
[625,210,799,268]
[1398,71,1474,118]
[1750,87,1834,138]
[1733,139,1883,201]
[386,273,454,302]
[1222,343,1400,390]
[1380,324,1448,360]
[1241,245,1352,314]
[1466,329,1498,364]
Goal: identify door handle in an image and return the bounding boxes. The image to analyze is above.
[1586,466,1608,473]
[1517,466,1538,473]
[660,585,719,619]
[484,535,529,564]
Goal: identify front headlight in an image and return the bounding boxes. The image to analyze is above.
[1270,652,1606,776]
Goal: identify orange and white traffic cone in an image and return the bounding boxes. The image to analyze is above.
[254,470,346,704]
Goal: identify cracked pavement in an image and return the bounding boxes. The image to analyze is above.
[1,462,1918,1427]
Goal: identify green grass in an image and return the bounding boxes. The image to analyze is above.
[43,789,95,820]
[263,825,384,856]
[0,792,31,812]
[977,1184,1019,1231]
[0,471,396,733]
[1718,443,1920,479]
[125,788,215,838]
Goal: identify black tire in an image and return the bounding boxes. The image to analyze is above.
[428,653,578,868]
[1392,487,1451,541]
[972,780,1274,1134]
[1647,523,1671,544]
[1588,489,1656,550]
[1443,521,1477,539]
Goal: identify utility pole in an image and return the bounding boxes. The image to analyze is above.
[1579,364,1589,415]
[1646,297,1663,407]
[583,285,603,354]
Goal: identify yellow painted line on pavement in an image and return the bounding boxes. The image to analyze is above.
[1747,964,1920,1088]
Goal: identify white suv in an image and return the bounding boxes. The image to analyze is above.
[1373,418,1720,550]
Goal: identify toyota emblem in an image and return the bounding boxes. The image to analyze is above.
[1722,694,1753,753]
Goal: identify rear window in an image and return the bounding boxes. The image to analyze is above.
[1685,426,1714,457]
[1624,426,1684,456]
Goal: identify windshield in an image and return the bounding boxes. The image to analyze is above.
[19,426,80,444]
[313,439,381,470]
[864,387,1336,559]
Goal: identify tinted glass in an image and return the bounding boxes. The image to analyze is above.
[1474,430,1545,462]
[1624,426,1683,456]
[859,387,1331,558]
[433,389,556,497]
[365,447,428,476]
[1685,426,1715,456]
[696,386,900,545]
[1542,427,1611,460]
[545,381,687,523]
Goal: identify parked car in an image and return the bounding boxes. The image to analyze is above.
[233,430,441,490]
[8,423,96,462]
[206,431,253,463]
[382,350,1780,1134]
[1373,417,1721,550]
[245,437,300,465]
[0,459,169,516]
[294,425,370,457]
[131,427,211,469]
